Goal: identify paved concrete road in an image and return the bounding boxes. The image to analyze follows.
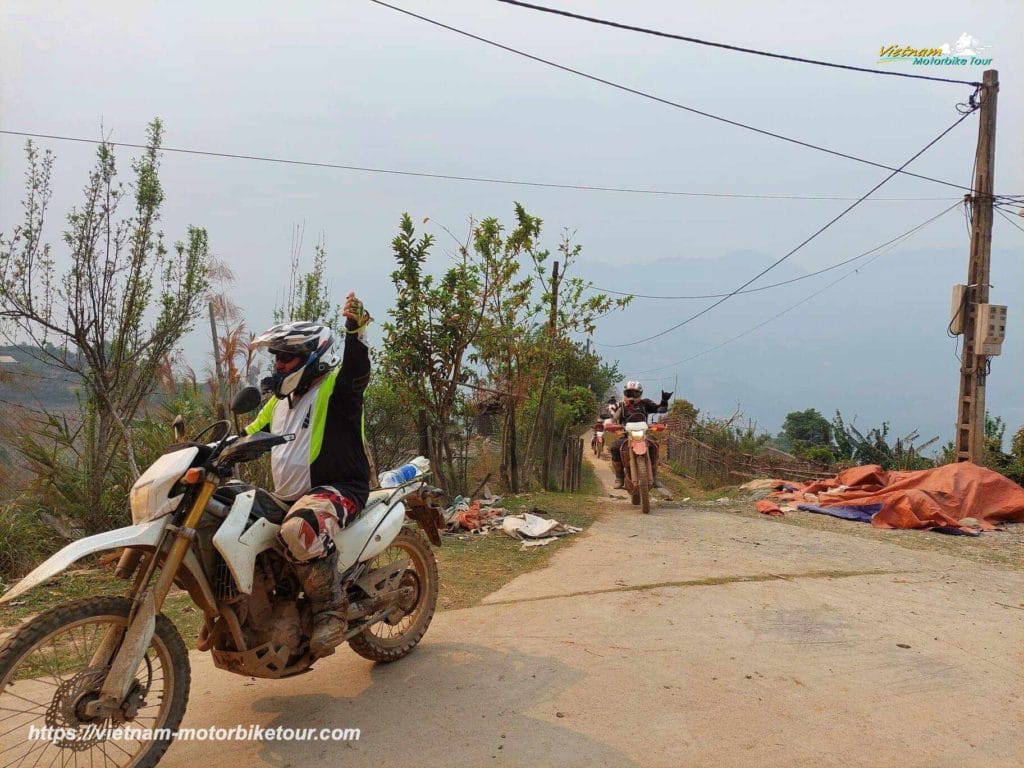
[164,453,1023,768]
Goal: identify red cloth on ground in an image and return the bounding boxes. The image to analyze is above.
[761,462,1024,532]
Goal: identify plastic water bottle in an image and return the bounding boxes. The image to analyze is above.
[378,456,430,488]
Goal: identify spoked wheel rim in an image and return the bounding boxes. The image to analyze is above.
[364,536,431,648]
[0,611,177,768]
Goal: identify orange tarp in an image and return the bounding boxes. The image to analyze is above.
[760,462,1024,533]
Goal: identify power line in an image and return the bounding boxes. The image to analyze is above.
[0,129,959,204]
[599,108,976,348]
[632,202,961,375]
[494,0,981,87]
[366,0,971,192]
[589,201,960,301]
[995,207,1024,234]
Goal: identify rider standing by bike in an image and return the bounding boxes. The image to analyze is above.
[246,292,372,656]
[611,381,671,489]
[591,396,618,452]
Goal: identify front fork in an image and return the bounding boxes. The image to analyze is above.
[85,477,217,719]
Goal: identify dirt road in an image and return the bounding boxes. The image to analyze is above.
[163,452,1023,768]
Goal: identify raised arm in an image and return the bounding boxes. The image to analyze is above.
[334,292,371,395]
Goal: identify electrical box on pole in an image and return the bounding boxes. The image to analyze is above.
[974,304,1007,356]
[949,284,967,335]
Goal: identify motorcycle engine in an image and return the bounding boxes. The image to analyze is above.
[221,555,308,657]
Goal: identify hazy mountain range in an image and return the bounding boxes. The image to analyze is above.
[584,243,1022,452]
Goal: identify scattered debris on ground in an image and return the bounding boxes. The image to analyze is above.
[441,493,582,550]
[444,495,507,534]
[501,511,582,549]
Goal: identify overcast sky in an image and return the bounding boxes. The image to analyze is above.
[2,0,1021,447]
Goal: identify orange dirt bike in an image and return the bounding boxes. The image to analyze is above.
[606,420,666,514]
[0,386,446,768]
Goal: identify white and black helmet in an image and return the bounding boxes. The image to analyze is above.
[251,321,340,397]
[623,381,643,399]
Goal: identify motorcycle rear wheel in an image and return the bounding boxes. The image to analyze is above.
[348,527,438,663]
[0,596,190,768]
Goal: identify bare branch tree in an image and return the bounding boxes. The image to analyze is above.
[0,120,211,530]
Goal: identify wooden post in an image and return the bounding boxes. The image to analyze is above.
[955,70,999,463]
[540,260,561,490]
[576,437,584,490]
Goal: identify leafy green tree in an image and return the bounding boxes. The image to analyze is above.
[1012,425,1024,462]
[0,120,210,531]
[383,204,626,493]
[381,213,489,492]
[780,408,833,456]
[363,375,418,476]
[473,209,626,490]
[668,399,699,430]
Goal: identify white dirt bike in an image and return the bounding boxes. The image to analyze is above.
[0,386,446,768]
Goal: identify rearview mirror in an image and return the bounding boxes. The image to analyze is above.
[172,414,185,441]
[231,386,262,415]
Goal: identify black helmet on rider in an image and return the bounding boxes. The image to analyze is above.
[251,321,340,398]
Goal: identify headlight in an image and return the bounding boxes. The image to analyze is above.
[629,430,645,439]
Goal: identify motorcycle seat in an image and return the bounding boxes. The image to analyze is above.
[252,489,291,524]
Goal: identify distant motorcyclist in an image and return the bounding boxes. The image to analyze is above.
[610,381,671,489]
[592,396,617,435]
[602,396,618,420]
[247,292,372,656]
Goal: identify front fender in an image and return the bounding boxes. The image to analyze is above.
[631,438,649,456]
[0,518,169,605]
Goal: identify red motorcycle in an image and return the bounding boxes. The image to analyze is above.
[591,419,610,458]
[606,420,666,514]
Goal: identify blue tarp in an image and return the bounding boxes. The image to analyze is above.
[797,503,880,523]
[796,502,980,535]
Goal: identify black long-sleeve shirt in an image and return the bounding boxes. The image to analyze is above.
[613,397,667,426]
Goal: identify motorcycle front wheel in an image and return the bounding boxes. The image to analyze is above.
[635,453,652,514]
[348,527,438,663]
[629,453,641,506]
[0,596,190,768]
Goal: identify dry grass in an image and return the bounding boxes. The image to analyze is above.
[0,569,204,645]
[436,462,602,610]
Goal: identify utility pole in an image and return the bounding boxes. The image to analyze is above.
[540,260,560,489]
[548,261,561,333]
[954,69,999,463]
